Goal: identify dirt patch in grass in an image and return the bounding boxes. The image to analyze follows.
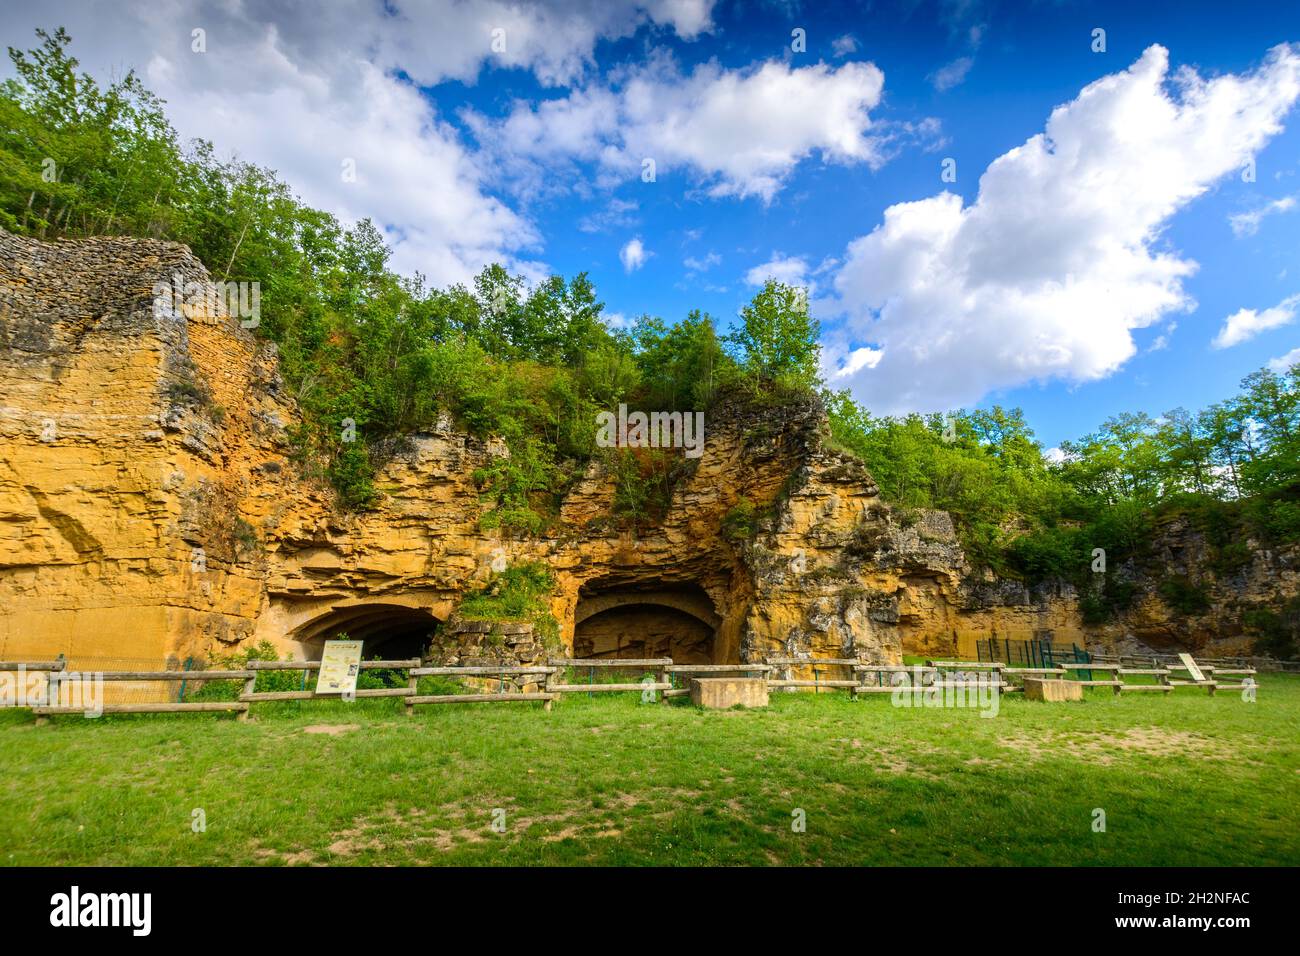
[252,844,318,866]
[302,724,361,736]
[999,727,1237,766]
[833,737,940,778]
[871,749,939,779]
[270,793,655,859]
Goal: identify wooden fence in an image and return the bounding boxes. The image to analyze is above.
[409,665,559,710]
[3,652,1262,721]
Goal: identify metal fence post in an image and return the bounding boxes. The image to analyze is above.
[178,656,193,703]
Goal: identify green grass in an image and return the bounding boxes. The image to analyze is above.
[2,677,1298,866]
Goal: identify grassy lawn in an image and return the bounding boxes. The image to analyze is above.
[2,676,1297,866]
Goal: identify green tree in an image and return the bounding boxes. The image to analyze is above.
[728,280,821,393]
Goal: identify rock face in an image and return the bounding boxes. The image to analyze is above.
[1083,513,1300,658]
[1,231,1295,667]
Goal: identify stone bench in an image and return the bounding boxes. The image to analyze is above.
[690,676,769,709]
[1023,677,1083,702]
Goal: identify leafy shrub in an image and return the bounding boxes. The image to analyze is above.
[457,561,559,648]
[721,497,759,543]
[1243,597,1300,658]
[1157,576,1211,615]
[189,639,303,699]
[1008,526,1085,583]
[1079,580,1139,625]
[328,443,377,510]
[608,448,687,530]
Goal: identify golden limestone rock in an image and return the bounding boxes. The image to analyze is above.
[1,231,1294,669]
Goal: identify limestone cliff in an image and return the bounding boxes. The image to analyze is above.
[1,231,1294,667]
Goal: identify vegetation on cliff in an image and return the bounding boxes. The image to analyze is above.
[827,370,1300,651]
[1,28,819,525]
[4,28,1298,654]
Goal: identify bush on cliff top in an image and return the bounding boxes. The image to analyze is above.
[6,27,1300,649]
[0,28,820,528]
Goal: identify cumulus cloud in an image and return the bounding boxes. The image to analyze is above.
[827,43,1300,413]
[0,0,717,284]
[746,254,817,289]
[832,35,859,57]
[469,56,888,202]
[578,198,640,233]
[1213,294,1300,348]
[1228,194,1298,236]
[930,56,974,91]
[1268,346,1300,372]
[1148,322,1177,352]
[228,0,717,90]
[684,251,721,272]
[620,237,650,271]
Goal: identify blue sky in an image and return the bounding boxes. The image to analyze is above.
[4,0,1300,448]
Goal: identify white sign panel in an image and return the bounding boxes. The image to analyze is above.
[316,640,363,695]
[1177,652,1206,683]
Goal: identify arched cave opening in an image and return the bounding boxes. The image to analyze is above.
[292,604,440,661]
[573,584,721,664]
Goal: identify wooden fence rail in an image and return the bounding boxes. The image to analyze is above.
[0,660,66,671]
[8,649,1264,721]
[408,664,560,712]
[29,668,253,721]
[546,657,675,702]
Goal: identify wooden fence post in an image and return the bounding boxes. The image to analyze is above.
[404,666,419,717]
[238,664,257,721]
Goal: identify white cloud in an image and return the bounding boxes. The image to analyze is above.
[1268,346,1300,372]
[0,1,719,285]
[834,347,883,377]
[620,237,650,272]
[471,56,888,202]
[578,198,640,233]
[832,35,859,57]
[1228,194,1298,236]
[285,0,717,89]
[930,57,974,92]
[1213,294,1300,348]
[1148,322,1177,352]
[684,251,721,272]
[745,255,811,287]
[828,43,1300,414]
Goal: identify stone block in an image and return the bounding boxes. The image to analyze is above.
[1024,677,1083,702]
[689,676,769,709]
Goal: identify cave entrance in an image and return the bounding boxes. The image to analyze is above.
[573,585,722,664]
[291,603,440,661]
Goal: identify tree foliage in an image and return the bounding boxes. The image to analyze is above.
[1,28,820,526]
[827,363,1300,609]
[7,29,1298,656]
